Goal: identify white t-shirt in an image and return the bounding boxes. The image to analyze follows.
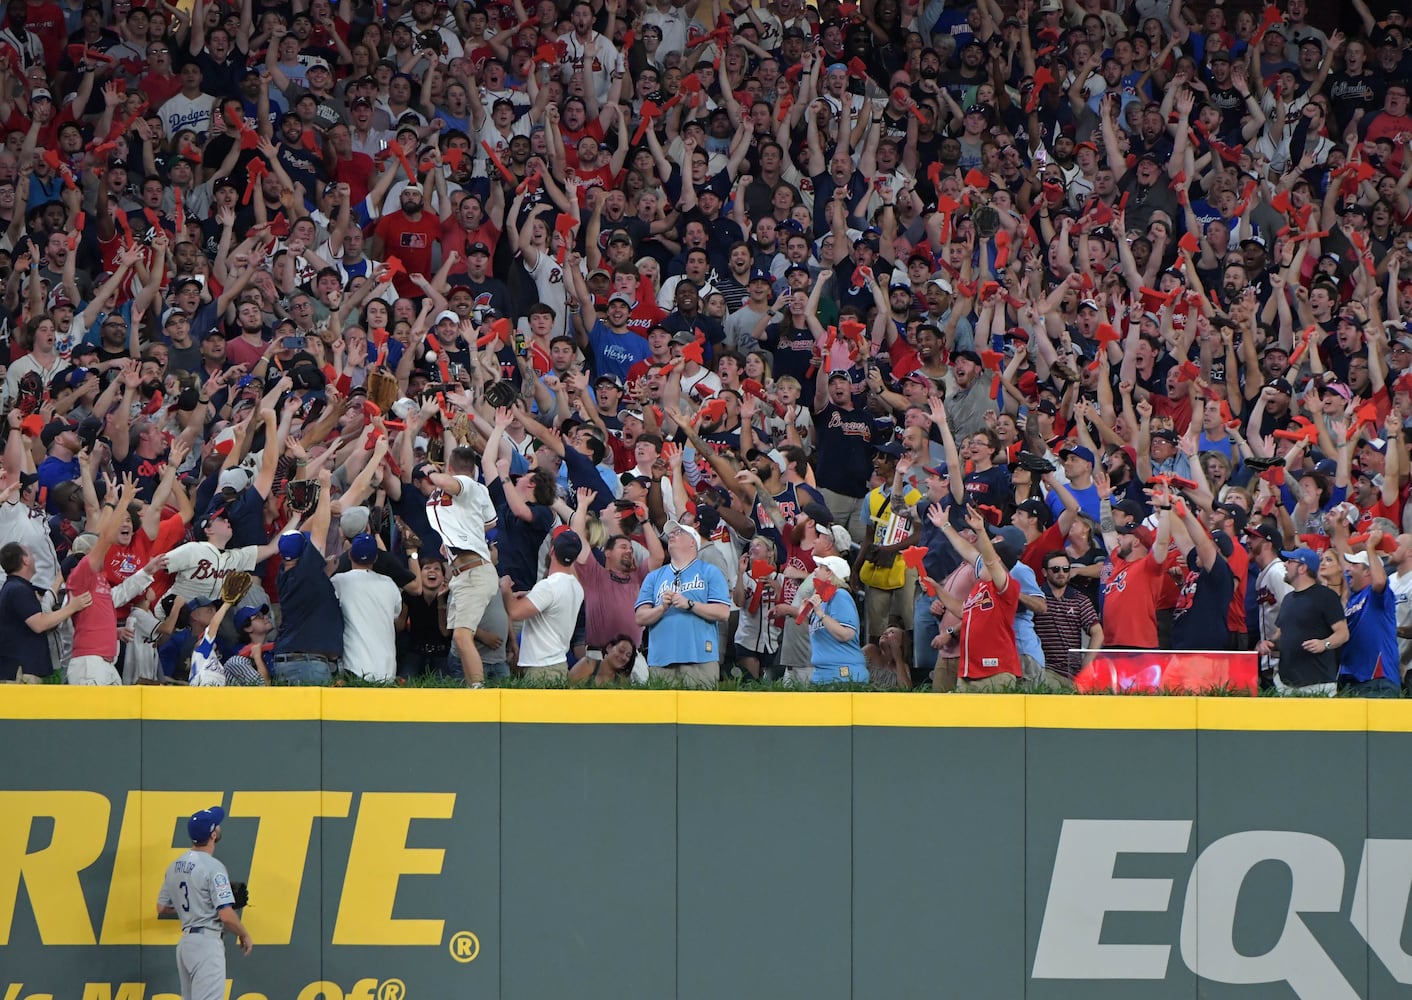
[332,570,403,682]
[1390,569,1412,671]
[427,475,497,560]
[518,571,585,667]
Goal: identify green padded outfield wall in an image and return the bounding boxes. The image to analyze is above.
[2,689,1411,999]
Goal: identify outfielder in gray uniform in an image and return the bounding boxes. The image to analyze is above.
[156,806,254,1000]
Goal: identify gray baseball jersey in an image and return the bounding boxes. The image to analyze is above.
[158,850,235,932]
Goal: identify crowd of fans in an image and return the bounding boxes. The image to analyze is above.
[0,0,1410,694]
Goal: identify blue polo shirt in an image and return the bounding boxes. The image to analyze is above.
[635,558,730,666]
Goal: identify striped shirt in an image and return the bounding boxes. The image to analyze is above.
[1034,585,1101,679]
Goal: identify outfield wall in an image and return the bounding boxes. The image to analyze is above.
[2,689,1411,999]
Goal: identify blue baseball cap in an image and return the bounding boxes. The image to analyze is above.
[1059,444,1096,466]
[234,603,269,629]
[748,267,773,284]
[350,532,379,563]
[278,530,309,560]
[185,596,217,612]
[1281,548,1321,574]
[187,805,225,843]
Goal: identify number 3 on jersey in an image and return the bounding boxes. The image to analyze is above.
[179,881,190,912]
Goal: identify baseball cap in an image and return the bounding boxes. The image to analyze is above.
[800,501,834,525]
[748,267,773,283]
[187,806,225,843]
[218,468,252,493]
[186,596,217,612]
[234,603,270,629]
[608,292,633,306]
[1245,522,1280,547]
[1264,377,1294,394]
[1059,444,1095,465]
[1015,498,1052,526]
[435,309,460,325]
[607,229,633,245]
[551,527,583,563]
[1281,547,1320,574]
[278,530,309,560]
[1151,428,1179,443]
[923,463,949,478]
[662,520,701,546]
[814,554,852,582]
[40,420,74,449]
[350,532,379,563]
[929,277,954,295]
[31,88,52,102]
[467,241,490,256]
[1118,523,1157,549]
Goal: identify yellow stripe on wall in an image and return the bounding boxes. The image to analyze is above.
[3,690,1412,731]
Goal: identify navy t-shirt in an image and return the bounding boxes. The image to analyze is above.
[0,576,52,679]
[274,547,344,658]
[487,478,554,591]
[1171,554,1234,650]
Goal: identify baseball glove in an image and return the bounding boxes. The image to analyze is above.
[366,368,399,414]
[286,478,321,515]
[221,571,254,607]
[229,881,250,910]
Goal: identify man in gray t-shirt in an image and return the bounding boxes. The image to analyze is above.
[157,806,253,1000]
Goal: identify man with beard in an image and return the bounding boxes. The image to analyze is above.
[569,485,664,658]
[370,183,442,298]
[116,417,172,502]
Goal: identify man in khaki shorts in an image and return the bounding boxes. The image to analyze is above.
[425,446,499,687]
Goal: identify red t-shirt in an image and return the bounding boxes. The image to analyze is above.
[958,567,1021,679]
[332,151,375,205]
[1101,551,1165,648]
[1021,523,1065,578]
[68,557,117,661]
[561,120,606,170]
[372,210,441,295]
[572,163,621,207]
[440,219,501,273]
[1225,537,1248,634]
[105,513,186,614]
[140,71,183,111]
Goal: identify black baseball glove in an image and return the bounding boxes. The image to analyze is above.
[230,881,250,910]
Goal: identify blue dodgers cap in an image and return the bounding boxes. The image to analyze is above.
[1281,548,1321,574]
[350,532,379,563]
[748,267,773,283]
[187,805,225,843]
[234,603,269,629]
[1059,443,1096,466]
[278,530,309,560]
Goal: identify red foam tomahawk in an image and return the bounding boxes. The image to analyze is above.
[747,560,776,613]
[554,213,576,264]
[775,92,794,123]
[113,207,134,249]
[1027,67,1054,113]
[242,157,268,205]
[482,141,517,184]
[1273,415,1318,446]
[740,377,785,417]
[67,211,85,252]
[899,546,937,595]
[225,106,260,151]
[1288,324,1317,367]
[370,326,390,367]
[66,43,114,65]
[376,255,407,285]
[795,577,838,624]
[633,100,663,143]
[41,149,77,190]
[476,317,513,349]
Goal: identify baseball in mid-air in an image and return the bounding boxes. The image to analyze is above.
[425,350,438,363]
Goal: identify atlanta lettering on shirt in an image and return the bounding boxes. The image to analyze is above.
[653,572,705,604]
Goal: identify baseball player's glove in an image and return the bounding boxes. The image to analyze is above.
[229,881,250,910]
[221,571,254,607]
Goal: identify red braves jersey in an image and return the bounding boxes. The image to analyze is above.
[958,568,1021,679]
